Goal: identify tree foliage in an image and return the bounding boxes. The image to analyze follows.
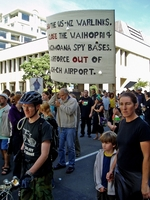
[134,78,148,90]
[20,53,69,89]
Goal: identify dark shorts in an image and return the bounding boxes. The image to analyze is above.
[0,139,8,150]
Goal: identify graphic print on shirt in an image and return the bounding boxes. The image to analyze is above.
[82,100,88,106]
[23,127,36,156]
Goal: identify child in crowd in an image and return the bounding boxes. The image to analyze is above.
[94,131,117,200]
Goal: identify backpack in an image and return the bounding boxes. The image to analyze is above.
[39,117,59,162]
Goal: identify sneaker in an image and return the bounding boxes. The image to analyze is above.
[53,163,66,170]
[66,167,75,174]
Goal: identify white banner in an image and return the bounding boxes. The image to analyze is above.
[46,10,115,84]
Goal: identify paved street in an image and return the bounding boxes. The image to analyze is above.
[0,127,108,200]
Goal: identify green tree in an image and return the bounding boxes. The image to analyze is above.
[20,53,68,89]
[134,78,148,90]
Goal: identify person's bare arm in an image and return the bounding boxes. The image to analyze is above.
[107,121,117,131]
[140,141,150,199]
[106,151,118,182]
[28,141,50,175]
[94,105,104,113]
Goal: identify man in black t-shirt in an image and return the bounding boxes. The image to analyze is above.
[79,90,93,138]
[19,91,53,200]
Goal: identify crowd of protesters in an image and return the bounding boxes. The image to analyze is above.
[0,87,149,200]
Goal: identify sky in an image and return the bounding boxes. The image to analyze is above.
[0,0,150,41]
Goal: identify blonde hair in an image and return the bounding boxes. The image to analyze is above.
[99,131,117,146]
[39,102,53,118]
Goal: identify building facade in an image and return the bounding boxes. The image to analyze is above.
[0,9,150,94]
[0,8,46,50]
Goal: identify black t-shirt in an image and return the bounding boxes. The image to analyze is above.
[117,117,150,172]
[79,96,93,117]
[22,117,52,176]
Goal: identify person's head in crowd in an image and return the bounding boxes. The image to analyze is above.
[80,91,84,97]
[83,90,88,98]
[110,92,114,99]
[42,91,50,102]
[97,89,102,96]
[136,87,142,94]
[99,131,117,150]
[95,96,103,104]
[91,88,96,96]
[15,91,22,95]
[144,91,150,100]
[39,102,53,118]
[10,93,15,102]
[0,93,8,107]
[3,89,11,97]
[103,91,108,97]
[119,92,138,120]
[20,91,42,119]
[59,88,69,101]
[11,94,22,105]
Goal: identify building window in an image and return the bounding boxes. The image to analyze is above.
[0,42,6,49]
[4,16,8,23]
[41,31,46,35]
[19,82,26,93]
[9,60,12,72]
[14,59,16,72]
[9,82,16,93]
[0,31,6,38]
[120,49,123,65]
[19,58,22,71]
[125,51,128,66]
[22,13,29,21]
[24,37,32,43]
[4,61,6,73]
[11,34,19,41]
[0,62,2,74]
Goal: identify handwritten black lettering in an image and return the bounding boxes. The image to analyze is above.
[88,44,110,51]
[70,32,110,39]
[51,56,70,62]
[76,18,110,26]
[49,44,71,51]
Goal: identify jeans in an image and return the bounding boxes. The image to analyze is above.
[58,127,76,167]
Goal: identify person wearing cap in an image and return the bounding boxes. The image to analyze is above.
[0,93,11,175]
[3,89,12,106]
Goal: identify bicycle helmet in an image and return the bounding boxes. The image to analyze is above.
[20,91,42,105]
